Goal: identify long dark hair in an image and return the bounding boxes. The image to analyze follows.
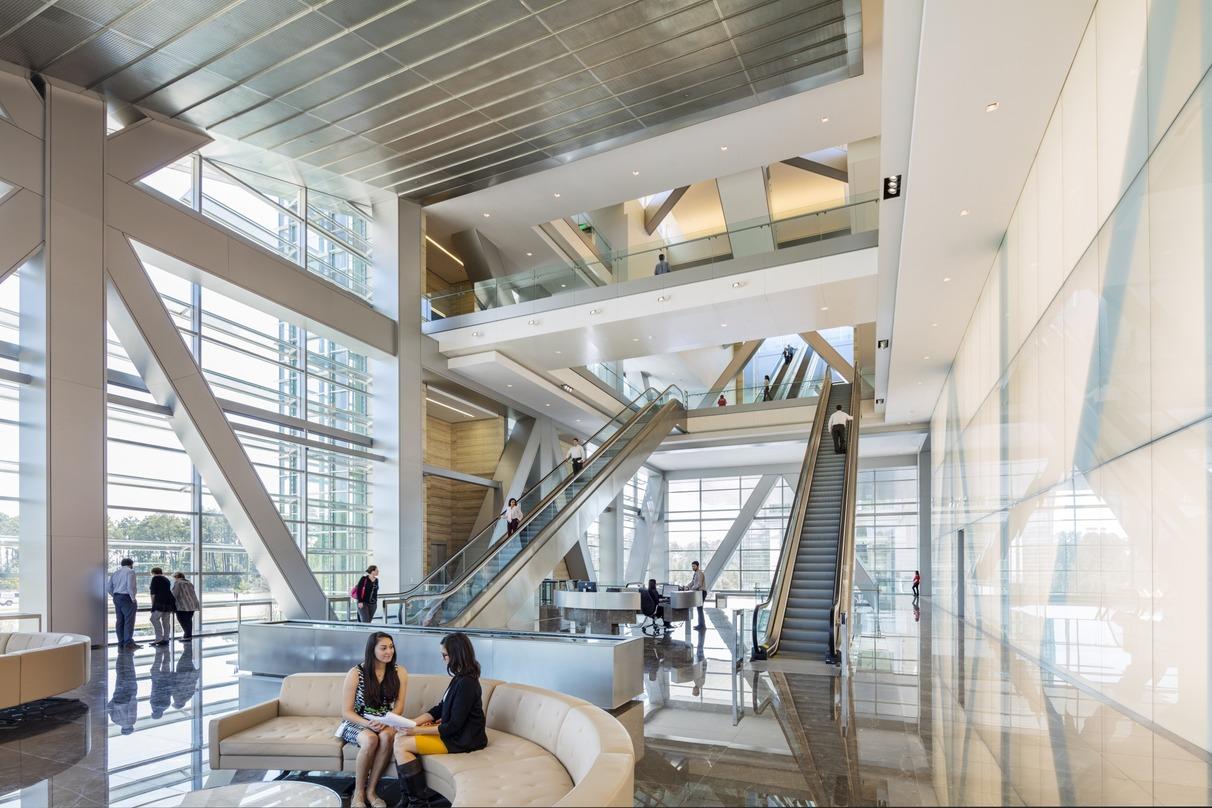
[441,632,480,678]
[361,632,399,709]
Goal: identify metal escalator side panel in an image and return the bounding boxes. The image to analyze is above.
[829,372,863,662]
[453,397,686,628]
[757,375,833,656]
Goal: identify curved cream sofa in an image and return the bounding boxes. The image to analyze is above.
[210,672,634,807]
[0,632,92,709]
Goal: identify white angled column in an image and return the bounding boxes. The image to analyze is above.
[22,81,107,642]
[715,168,775,257]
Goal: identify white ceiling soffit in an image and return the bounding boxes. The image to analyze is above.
[447,350,614,435]
[647,426,925,472]
[423,0,883,261]
[881,0,1094,424]
[432,246,878,369]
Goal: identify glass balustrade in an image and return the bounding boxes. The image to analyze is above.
[423,194,878,322]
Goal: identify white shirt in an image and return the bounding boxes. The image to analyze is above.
[567,444,585,461]
[106,566,137,599]
[506,504,523,521]
[828,410,853,429]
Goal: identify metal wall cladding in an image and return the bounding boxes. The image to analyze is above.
[1,0,859,201]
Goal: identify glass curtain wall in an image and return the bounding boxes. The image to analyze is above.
[104,161,377,636]
[854,465,920,609]
[0,271,20,613]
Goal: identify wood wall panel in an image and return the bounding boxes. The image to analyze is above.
[423,414,505,573]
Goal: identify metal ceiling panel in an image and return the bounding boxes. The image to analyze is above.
[49,26,147,86]
[343,0,486,49]
[0,7,100,68]
[312,72,438,126]
[602,38,738,95]
[404,15,549,82]
[573,4,721,66]
[429,37,565,98]
[359,100,482,146]
[209,97,302,138]
[547,0,706,50]
[507,96,624,142]
[204,11,341,82]
[368,135,534,185]
[179,81,270,128]
[54,0,147,25]
[478,74,610,123]
[278,51,400,110]
[109,0,234,48]
[451,52,590,110]
[524,108,638,151]
[382,0,529,67]
[588,24,729,83]
[274,127,372,160]
[160,0,304,66]
[96,46,198,102]
[321,141,403,175]
[241,111,334,148]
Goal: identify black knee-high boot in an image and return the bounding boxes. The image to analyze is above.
[395,759,431,808]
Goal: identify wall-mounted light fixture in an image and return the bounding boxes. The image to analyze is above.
[882,175,902,200]
[877,339,890,349]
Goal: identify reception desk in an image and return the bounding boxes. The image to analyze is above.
[554,589,641,635]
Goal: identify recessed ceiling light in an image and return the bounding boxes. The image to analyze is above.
[545,403,551,407]
[576,419,582,422]
[472,331,482,337]
[647,335,653,339]
[526,252,533,256]
[482,212,490,218]
[632,170,640,176]
[719,145,728,151]
[732,281,744,288]
[560,284,566,288]
[657,295,668,302]
[632,337,639,342]
[931,322,939,327]
[923,355,931,360]
[720,323,728,328]
[820,305,829,311]
[960,209,969,216]
[943,276,951,282]
[506,383,513,388]
[820,116,829,123]
[527,319,539,325]
[555,350,562,354]
[986,101,1000,112]
[589,308,601,315]
[553,192,561,198]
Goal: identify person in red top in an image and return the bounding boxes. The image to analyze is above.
[912,570,921,598]
[717,394,727,407]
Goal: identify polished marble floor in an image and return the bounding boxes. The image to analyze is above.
[1,594,1211,806]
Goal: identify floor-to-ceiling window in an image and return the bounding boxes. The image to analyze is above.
[0,269,20,613]
[854,465,920,610]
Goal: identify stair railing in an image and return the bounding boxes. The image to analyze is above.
[751,376,833,658]
[827,365,863,664]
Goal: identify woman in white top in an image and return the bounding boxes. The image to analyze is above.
[502,498,523,535]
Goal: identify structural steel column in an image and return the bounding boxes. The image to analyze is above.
[715,169,775,257]
[597,493,624,584]
[371,198,425,590]
[22,82,108,641]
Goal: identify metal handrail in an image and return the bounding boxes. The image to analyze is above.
[752,376,833,657]
[398,385,684,626]
[828,366,863,664]
[377,386,660,607]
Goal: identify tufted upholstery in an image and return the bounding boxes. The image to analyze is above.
[211,672,633,807]
[0,631,90,709]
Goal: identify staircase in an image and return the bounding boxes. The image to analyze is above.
[779,382,851,657]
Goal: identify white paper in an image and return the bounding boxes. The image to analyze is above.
[376,713,417,729]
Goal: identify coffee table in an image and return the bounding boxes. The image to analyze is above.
[139,781,341,807]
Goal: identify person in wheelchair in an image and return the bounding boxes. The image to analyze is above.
[639,579,673,635]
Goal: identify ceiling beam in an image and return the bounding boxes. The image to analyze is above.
[644,186,689,235]
[782,157,848,183]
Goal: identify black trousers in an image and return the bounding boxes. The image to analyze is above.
[357,602,377,623]
[507,518,520,534]
[831,423,847,453]
[571,459,583,474]
[912,583,920,597]
[175,610,194,638]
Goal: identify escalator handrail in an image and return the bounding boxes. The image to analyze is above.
[828,367,863,662]
[381,385,661,603]
[398,385,685,622]
[752,375,834,655]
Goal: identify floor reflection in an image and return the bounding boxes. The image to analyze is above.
[1,594,1211,806]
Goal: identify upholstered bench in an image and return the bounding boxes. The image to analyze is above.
[0,632,91,709]
[210,672,634,807]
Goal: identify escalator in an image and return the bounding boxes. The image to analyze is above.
[403,385,686,628]
[754,368,861,661]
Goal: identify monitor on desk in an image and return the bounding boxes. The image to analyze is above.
[576,580,598,593]
[660,584,679,598]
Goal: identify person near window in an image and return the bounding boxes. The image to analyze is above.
[782,344,794,366]
[717,394,727,407]
[828,404,853,453]
[762,375,773,402]
[912,570,921,599]
[654,253,671,275]
[567,437,586,474]
[394,632,488,807]
[170,573,199,641]
[338,632,407,808]
[501,498,524,536]
[354,565,380,623]
[687,560,707,631]
[148,567,176,647]
[105,558,139,649]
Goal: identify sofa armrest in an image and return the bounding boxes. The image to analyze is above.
[552,753,634,808]
[0,654,19,709]
[12,642,89,703]
[208,700,280,770]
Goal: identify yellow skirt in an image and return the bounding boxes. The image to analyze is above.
[412,734,448,756]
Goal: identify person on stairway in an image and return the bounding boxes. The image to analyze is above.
[828,404,852,453]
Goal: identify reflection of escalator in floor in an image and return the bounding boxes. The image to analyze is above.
[404,385,686,628]
[764,671,864,806]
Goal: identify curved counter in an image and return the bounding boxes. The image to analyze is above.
[553,590,640,635]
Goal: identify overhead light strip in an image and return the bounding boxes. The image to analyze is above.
[425,235,464,266]
[426,396,476,418]
[427,386,497,417]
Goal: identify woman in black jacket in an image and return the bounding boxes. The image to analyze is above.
[148,567,176,646]
[393,632,486,808]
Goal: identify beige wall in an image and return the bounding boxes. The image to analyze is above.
[423,414,505,572]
